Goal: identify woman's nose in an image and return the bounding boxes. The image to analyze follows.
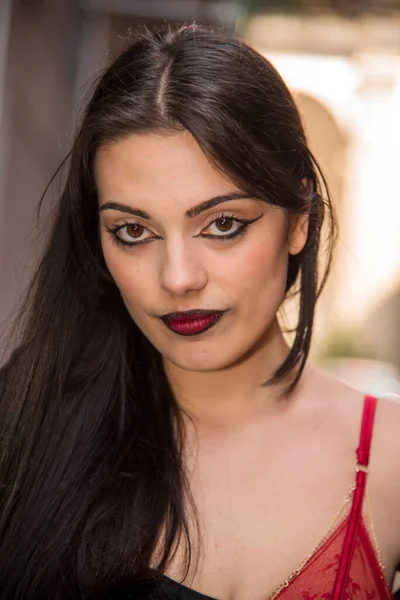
[159,240,208,296]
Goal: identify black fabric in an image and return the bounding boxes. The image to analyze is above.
[157,577,217,600]
[96,577,216,600]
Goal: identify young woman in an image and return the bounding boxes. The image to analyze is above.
[0,24,399,600]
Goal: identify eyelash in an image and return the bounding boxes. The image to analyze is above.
[105,213,260,249]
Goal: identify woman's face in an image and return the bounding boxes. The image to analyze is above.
[96,131,307,372]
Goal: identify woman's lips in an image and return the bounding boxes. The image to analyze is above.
[161,311,226,336]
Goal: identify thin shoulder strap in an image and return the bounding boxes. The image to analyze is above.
[332,395,378,599]
[357,394,377,469]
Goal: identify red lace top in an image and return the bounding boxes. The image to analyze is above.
[129,395,394,600]
[271,395,392,599]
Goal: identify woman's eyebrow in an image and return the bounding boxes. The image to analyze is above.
[98,193,255,220]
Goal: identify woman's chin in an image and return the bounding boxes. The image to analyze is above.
[162,350,237,374]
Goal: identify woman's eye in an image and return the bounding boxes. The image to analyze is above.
[203,216,243,237]
[121,224,146,241]
[108,223,155,245]
[106,213,260,247]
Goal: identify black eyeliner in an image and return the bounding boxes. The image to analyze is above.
[199,214,263,241]
[104,213,263,248]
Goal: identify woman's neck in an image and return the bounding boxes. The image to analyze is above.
[163,320,293,429]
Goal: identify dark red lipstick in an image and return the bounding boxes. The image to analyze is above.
[161,309,226,336]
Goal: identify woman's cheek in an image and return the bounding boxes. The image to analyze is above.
[237,240,287,282]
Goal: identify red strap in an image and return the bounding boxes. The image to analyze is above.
[357,395,377,468]
[332,395,377,599]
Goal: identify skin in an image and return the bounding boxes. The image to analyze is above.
[96,130,400,600]
[96,130,307,421]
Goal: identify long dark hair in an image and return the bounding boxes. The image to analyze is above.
[0,24,336,599]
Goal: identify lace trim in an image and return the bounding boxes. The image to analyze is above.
[364,487,386,573]
[268,484,356,600]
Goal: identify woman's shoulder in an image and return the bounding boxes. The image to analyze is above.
[299,363,367,423]
[302,364,400,497]
[324,370,400,565]
[311,365,400,463]
[303,363,400,422]
[368,391,400,495]
[306,365,400,564]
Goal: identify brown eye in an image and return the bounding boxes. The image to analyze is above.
[215,217,234,232]
[109,222,155,245]
[201,215,247,239]
[125,223,144,238]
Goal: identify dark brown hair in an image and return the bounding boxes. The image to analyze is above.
[0,24,336,599]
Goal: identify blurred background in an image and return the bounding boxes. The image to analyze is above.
[0,2,400,386]
[0,0,399,591]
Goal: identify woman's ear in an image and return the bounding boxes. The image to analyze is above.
[288,212,309,256]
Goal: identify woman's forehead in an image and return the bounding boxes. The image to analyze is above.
[95,131,239,213]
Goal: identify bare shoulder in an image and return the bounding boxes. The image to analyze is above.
[303,363,400,425]
[302,364,400,489]
[304,366,400,563]
[374,391,400,441]
[311,366,400,485]
[300,364,368,428]
[369,392,400,496]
